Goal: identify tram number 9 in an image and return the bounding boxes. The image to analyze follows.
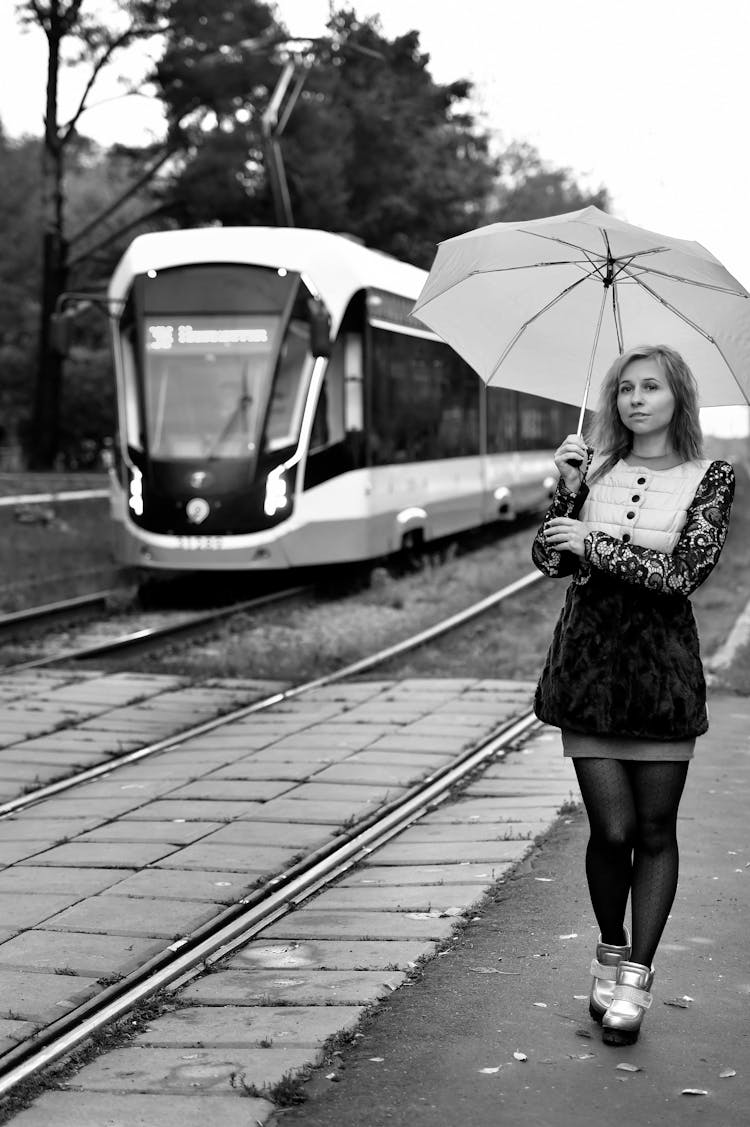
[177,536,225,550]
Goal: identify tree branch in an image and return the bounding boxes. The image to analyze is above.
[61,25,141,141]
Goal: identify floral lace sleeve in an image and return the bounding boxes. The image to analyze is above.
[531,479,583,578]
[584,460,735,596]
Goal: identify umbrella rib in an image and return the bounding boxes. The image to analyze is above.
[611,281,625,354]
[487,269,599,382]
[619,267,717,344]
[412,260,597,311]
[617,263,747,297]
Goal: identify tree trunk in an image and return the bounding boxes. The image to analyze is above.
[28,3,66,470]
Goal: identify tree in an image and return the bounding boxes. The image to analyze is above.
[15,0,165,468]
[489,140,609,222]
[147,6,499,265]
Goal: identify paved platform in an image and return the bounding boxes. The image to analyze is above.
[0,678,543,1060]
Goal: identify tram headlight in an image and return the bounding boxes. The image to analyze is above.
[128,466,144,516]
[264,465,290,517]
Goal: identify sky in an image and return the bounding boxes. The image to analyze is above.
[3,0,749,436]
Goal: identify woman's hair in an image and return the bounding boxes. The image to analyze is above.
[585,344,703,484]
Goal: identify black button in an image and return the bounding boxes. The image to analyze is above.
[627,511,635,519]
[632,494,640,502]
[622,533,631,543]
[637,477,646,485]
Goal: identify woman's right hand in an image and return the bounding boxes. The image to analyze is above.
[554,434,589,493]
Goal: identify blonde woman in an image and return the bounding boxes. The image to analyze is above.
[532,344,735,1046]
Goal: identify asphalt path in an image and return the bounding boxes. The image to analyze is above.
[276,692,750,1127]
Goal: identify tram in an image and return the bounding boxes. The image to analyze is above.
[107,227,577,571]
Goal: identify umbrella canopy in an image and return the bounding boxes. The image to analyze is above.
[412,206,750,421]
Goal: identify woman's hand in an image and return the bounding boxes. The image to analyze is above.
[554,434,589,493]
[544,517,594,558]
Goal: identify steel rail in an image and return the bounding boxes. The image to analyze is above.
[0,709,540,1095]
[1,584,311,674]
[0,590,116,636]
[0,568,543,819]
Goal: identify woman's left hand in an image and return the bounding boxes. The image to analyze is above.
[544,517,593,558]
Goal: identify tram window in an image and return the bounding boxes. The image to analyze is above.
[486,387,518,453]
[264,320,310,451]
[370,329,479,463]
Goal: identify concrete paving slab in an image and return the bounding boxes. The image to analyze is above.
[343,749,454,767]
[261,910,456,942]
[0,929,164,977]
[307,762,432,787]
[135,1004,364,1047]
[53,778,182,800]
[421,798,569,821]
[397,821,542,843]
[99,868,260,903]
[463,778,580,797]
[64,1045,317,1094]
[181,967,405,1006]
[0,866,134,896]
[368,734,475,754]
[8,1090,275,1127]
[75,820,224,845]
[255,797,382,825]
[150,841,296,872]
[200,821,334,850]
[117,799,264,821]
[340,862,516,887]
[0,1015,36,1052]
[308,884,485,912]
[0,840,56,865]
[230,939,428,972]
[0,967,99,1022]
[369,840,531,865]
[16,797,149,820]
[203,761,320,781]
[36,894,221,939]
[258,732,388,752]
[19,841,179,868]
[0,893,87,929]
[166,779,294,802]
[280,781,408,803]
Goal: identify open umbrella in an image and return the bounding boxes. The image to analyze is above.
[412,205,750,432]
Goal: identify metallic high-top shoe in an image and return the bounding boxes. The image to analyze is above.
[602,960,654,1046]
[589,927,632,1023]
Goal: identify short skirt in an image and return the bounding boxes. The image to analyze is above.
[561,729,695,761]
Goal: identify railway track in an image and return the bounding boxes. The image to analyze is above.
[0,584,310,674]
[0,568,545,1099]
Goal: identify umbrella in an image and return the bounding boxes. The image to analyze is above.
[412,205,750,432]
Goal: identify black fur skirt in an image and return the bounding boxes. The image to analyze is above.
[534,572,707,743]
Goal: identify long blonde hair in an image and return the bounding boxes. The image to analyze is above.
[586,345,703,484]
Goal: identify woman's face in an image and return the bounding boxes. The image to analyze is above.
[616,358,676,438]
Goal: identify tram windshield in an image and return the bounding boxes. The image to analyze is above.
[136,264,313,461]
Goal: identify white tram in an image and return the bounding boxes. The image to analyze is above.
[107,227,576,571]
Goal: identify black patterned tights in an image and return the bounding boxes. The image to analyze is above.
[572,758,690,968]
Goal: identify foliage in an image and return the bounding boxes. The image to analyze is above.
[490,140,609,222]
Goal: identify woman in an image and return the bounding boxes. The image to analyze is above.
[532,344,735,1047]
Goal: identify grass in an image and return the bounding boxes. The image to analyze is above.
[0,492,123,612]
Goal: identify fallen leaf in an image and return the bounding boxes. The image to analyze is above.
[575,1029,593,1039]
[558,933,578,940]
[513,1051,528,1062]
[616,1063,641,1072]
[326,1072,340,1082]
[719,1069,736,1078]
[664,998,691,1009]
[573,994,588,1001]
[532,1002,547,1008]
[479,1066,501,1074]
[534,877,554,882]
[574,1053,595,1060]
[369,1057,384,1063]
[681,1089,709,1096]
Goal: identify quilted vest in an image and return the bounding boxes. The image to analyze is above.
[580,457,711,553]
